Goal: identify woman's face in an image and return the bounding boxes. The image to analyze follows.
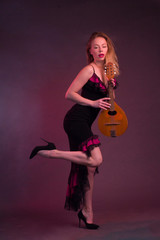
[90,37,108,62]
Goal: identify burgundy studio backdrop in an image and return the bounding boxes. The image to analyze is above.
[0,0,160,213]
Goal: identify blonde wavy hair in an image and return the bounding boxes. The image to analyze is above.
[86,32,119,76]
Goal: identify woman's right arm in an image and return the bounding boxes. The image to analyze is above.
[65,65,93,106]
[65,65,111,110]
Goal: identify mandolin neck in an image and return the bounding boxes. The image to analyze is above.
[108,81,115,111]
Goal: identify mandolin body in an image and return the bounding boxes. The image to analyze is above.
[98,101,128,137]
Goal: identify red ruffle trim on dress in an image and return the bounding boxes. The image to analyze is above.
[89,73,107,93]
[66,170,78,197]
[79,135,101,156]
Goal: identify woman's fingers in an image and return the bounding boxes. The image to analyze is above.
[93,97,111,110]
[110,78,116,87]
[99,98,111,110]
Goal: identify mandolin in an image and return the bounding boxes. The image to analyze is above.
[98,62,128,137]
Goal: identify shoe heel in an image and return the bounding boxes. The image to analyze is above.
[40,138,56,149]
[29,139,56,159]
[40,138,50,144]
[77,209,99,230]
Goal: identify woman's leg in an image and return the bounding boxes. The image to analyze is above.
[39,147,101,223]
[38,147,103,167]
[82,166,96,223]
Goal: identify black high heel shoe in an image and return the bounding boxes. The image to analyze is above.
[29,138,56,159]
[78,210,99,230]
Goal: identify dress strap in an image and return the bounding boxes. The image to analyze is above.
[90,64,95,74]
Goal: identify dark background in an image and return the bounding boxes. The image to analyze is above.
[0,0,160,215]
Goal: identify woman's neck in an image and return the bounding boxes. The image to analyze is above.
[94,60,105,69]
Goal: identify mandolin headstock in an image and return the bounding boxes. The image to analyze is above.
[104,62,116,80]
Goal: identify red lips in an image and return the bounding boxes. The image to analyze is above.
[98,54,104,58]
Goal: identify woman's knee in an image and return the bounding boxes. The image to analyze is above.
[95,155,103,166]
[89,155,103,167]
[89,147,103,167]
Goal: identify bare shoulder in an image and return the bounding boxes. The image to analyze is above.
[66,64,95,94]
[77,64,94,79]
[80,64,94,75]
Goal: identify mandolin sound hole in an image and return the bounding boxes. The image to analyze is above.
[108,110,117,116]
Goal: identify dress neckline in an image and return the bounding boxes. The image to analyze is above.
[92,72,107,90]
[90,64,107,88]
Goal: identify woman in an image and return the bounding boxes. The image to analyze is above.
[30,32,119,229]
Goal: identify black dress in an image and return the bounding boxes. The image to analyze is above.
[63,68,108,211]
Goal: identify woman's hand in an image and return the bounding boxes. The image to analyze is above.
[106,77,116,88]
[110,78,116,88]
[92,97,111,110]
